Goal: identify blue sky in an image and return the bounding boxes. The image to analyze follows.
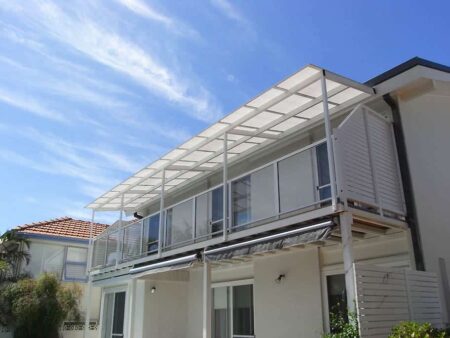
[0,0,449,231]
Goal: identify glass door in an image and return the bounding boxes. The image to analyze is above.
[213,284,254,338]
[102,291,126,338]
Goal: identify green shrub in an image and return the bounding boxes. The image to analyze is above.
[323,309,359,338]
[0,273,81,338]
[389,321,448,338]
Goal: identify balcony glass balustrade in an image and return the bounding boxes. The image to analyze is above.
[91,140,330,269]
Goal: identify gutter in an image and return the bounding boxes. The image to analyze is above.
[383,93,425,271]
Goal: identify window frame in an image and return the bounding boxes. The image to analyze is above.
[100,286,128,338]
[63,246,88,282]
[212,279,255,338]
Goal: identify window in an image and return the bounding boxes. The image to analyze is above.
[64,247,88,281]
[165,199,194,248]
[231,165,276,228]
[102,291,126,338]
[326,274,347,333]
[316,143,331,201]
[196,186,224,240]
[144,213,160,254]
[213,284,254,338]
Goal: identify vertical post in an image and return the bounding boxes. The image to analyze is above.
[340,212,356,312]
[223,132,228,241]
[126,278,137,338]
[158,169,165,258]
[83,210,96,338]
[116,194,124,267]
[202,258,212,338]
[321,72,338,211]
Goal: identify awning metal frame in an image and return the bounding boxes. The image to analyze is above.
[87,65,374,213]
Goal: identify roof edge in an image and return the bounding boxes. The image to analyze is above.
[365,57,450,86]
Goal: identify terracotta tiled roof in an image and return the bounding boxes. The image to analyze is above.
[16,217,109,240]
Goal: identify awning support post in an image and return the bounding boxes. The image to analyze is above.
[223,132,228,242]
[116,194,124,268]
[340,212,356,313]
[321,71,338,211]
[158,168,165,258]
[202,257,212,338]
[83,210,96,338]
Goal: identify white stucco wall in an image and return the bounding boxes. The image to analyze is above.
[398,83,450,322]
[253,248,324,338]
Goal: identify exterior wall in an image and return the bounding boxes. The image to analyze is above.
[253,248,323,338]
[398,83,450,322]
[119,231,410,338]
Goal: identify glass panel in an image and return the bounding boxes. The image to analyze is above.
[278,149,316,213]
[233,285,254,336]
[165,199,194,247]
[92,236,107,267]
[66,247,88,262]
[195,192,209,239]
[102,293,114,338]
[316,143,331,200]
[144,214,159,254]
[232,166,276,228]
[112,292,126,336]
[196,187,224,240]
[213,287,229,338]
[106,231,119,266]
[232,175,251,227]
[327,274,347,333]
[122,222,142,260]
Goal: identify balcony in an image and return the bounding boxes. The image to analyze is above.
[88,66,406,272]
[91,140,332,269]
[91,103,406,271]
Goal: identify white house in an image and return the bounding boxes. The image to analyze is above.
[15,217,109,338]
[85,57,450,338]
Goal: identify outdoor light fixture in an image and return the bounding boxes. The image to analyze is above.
[151,286,156,294]
[275,274,286,284]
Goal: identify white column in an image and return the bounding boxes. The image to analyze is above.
[158,169,165,258]
[126,278,137,338]
[321,72,338,211]
[202,259,212,338]
[340,211,356,312]
[223,132,228,241]
[116,194,124,268]
[83,210,96,338]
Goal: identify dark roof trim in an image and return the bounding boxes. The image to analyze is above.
[365,57,450,86]
[18,232,89,245]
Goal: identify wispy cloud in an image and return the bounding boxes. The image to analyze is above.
[116,0,173,26]
[0,87,67,122]
[6,0,221,122]
[210,0,248,25]
[115,0,199,39]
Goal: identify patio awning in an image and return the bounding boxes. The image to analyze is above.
[87,65,374,212]
[204,221,334,261]
[129,253,200,277]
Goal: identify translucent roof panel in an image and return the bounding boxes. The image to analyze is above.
[87,65,374,211]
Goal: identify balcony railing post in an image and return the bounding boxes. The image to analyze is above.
[83,209,96,338]
[116,194,124,267]
[321,71,338,211]
[223,132,228,241]
[158,169,165,258]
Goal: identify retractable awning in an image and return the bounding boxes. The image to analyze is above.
[87,65,374,212]
[129,253,200,277]
[204,221,334,261]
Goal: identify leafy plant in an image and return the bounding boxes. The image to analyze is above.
[0,230,30,282]
[0,273,81,338]
[324,305,359,338]
[389,321,448,338]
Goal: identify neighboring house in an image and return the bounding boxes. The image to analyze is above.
[86,57,450,338]
[16,217,108,338]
